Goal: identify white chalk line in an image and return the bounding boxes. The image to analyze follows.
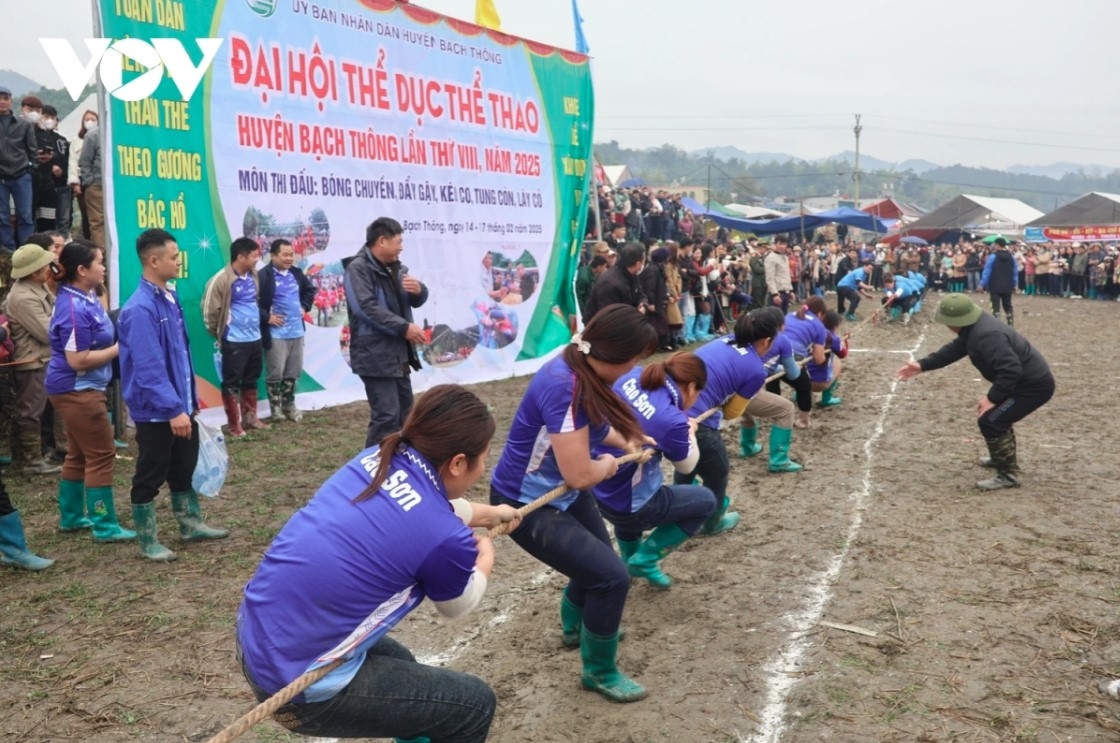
[745,327,928,743]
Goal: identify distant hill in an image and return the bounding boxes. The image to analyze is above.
[1008,162,1115,179]
[689,146,798,164]
[0,70,44,97]
[821,150,940,175]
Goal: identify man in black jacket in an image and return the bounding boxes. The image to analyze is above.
[583,242,647,321]
[896,293,1055,491]
[980,237,1018,325]
[0,87,38,249]
[344,217,429,448]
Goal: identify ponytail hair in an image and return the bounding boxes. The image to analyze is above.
[756,305,785,331]
[354,384,495,503]
[56,238,102,285]
[640,351,707,393]
[795,295,827,320]
[734,307,782,348]
[567,304,658,442]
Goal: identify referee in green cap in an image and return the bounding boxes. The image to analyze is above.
[896,293,1055,490]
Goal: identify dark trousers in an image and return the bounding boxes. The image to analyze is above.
[766,368,813,412]
[977,377,1055,440]
[131,419,199,504]
[221,339,263,394]
[838,286,861,314]
[240,636,494,742]
[772,290,794,314]
[491,488,629,635]
[599,484,716,541]
[673,425,729,502]
[361,375,414,448]
[989,292,1012,316]
[0,471,13,516]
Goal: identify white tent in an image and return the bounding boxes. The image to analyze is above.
[601,165,635,188]
[905,194,1043,235]
[723,203,784,219]
[59,92,97,141]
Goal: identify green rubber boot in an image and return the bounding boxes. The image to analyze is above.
[626,524,690,589]
[819,380,842,408]
[700,496,740,535]
[170,491,230,541]
[131,502,177,562]
[394,738,431,743]
[617,537,640,563]
[739,425,763,458]
[843,312,857,322]
[768,426,803,473]
[560,588,584,649]
[579,626,647,703]
[57,479,93,532]
[86,486,136,542]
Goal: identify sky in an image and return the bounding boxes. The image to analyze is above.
[5,0,1120,171]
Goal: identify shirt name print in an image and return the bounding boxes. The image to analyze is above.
[359,454,422,512]
[620,377,657,420]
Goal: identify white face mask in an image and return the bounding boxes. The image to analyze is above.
[22,110,41,123]
[41,118,56,131]
[84,122,98,135]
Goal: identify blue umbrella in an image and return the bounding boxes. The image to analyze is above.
[900,236,928,246]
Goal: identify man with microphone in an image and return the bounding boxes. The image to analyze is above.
[344,217,429,448]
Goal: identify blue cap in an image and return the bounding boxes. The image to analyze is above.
[0,86,11,97]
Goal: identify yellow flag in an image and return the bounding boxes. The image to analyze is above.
[476,0,501,30]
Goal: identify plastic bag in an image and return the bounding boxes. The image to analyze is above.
[192,419,229,497]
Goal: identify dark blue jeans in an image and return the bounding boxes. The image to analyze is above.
[491,488,628,635]
[672,425,729,502]
[0,172,33,249]
[240,635,495,742]
[361,375,414,448]
[598,484,716,542]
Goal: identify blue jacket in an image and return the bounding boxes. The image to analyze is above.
[980,250,1018,294]
[257,264,316,350]
[118,278,199,422]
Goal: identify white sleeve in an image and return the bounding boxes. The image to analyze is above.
[449,498,474,526]
[431,571,488,620]
[67,138,82,185]
[672,433,701,474]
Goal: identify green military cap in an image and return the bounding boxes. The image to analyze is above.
[933,293,982,327]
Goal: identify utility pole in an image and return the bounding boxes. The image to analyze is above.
[853,114,863,207]
[706,156,713,213]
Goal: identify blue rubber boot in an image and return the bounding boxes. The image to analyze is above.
[0,511,54,571]
[694,314,714,342]
[683,315,698,344]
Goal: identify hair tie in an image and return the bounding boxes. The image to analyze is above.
[802,305,809,313]
[570,332,591,355]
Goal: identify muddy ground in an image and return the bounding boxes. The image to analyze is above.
[2,293,1119,743]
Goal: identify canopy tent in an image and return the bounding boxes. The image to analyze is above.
[705,205,892,236]
[679,197,745,218]
[1024,192,1120,242]
[903,195,1042,235]
[616,177,647,188]
[601,165,635,188]
[862,197,925,223]
[724,203,785,219]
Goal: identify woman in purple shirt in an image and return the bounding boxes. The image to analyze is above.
[46,239,134,542]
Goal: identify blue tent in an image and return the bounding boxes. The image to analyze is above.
[706,205,891,236]
[617,178,647,188]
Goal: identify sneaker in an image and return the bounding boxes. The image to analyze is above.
[24,457,62,476]
[976,473,1020,491]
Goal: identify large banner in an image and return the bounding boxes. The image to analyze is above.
[1025,225,1120,243]
[100,0,593,410]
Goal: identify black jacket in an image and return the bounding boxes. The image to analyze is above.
[985,250,1017,294]
[343,247,428,377]
[585,263,645,321]
[918,312,1053,405]
[639,262,668,314]
[257,264,317,350]
[0,113,37,180]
